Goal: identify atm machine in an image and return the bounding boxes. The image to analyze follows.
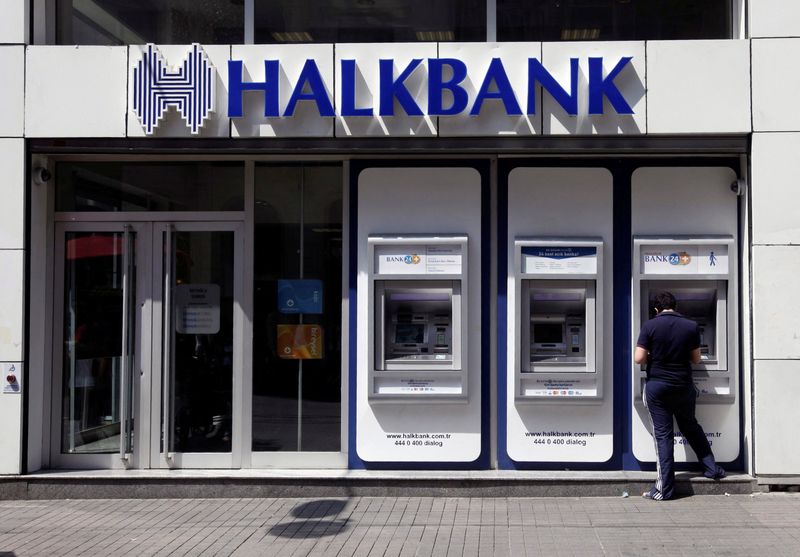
[633,236,736,402]
[368,235,468,401]
[514,238,603,401]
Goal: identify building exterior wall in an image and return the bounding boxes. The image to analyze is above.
[0,1,796,482]
[750,4,800,481]
[0,0,27,474]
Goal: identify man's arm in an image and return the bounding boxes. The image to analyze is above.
[690,323,702,364]
[634,346,648,365]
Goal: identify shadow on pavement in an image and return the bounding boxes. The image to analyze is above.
[268,499,350,539]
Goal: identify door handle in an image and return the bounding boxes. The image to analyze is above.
[119,225,134,463]
[163,225,175,462]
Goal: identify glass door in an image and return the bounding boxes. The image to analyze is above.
[52,222,151,469]
[150,222,243,468]
[52,220,243,470]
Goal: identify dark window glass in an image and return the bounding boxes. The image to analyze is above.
[255,0,484,43]
[56,0,243,45]
[253,164,343,452]
[498,0,731,41]
[55,162,244,212]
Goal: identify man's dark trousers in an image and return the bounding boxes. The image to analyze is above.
[643,379,724,500]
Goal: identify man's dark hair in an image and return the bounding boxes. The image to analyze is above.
[653,291,677,312]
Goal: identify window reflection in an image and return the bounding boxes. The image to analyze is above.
[497,0,732,41]
[255,0,484,43]
[57,0,244,45]
[55,162,244,212]
[252,165,343,452]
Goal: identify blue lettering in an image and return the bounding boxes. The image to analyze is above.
[428,58,469,116]
[528,58,578,115]
[341,60,373,117]
[284,59,335,117]
[379,59,424,116]
[228,60,280,118]
[588,56,634,115]
[223,56,635,119]
[470,58,522,116]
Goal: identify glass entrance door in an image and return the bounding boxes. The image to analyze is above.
[52,221,243,469]
[150,222,243,468]
[53,222,149,468]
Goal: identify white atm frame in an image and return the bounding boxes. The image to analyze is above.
[367,234,469,402]
[632,235,737,403]
[514,237,604,402]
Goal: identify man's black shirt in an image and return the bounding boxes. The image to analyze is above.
[636,311,701,386]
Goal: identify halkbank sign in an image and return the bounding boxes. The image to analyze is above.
[131,43,638,135]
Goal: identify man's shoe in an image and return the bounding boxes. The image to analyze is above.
[642,487,667,501]
[705,467,726,481]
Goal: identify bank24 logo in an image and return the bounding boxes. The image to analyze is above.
[404,254,421,264]
[668,252,691,266]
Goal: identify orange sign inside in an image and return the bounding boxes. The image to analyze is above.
[277,324,324,360]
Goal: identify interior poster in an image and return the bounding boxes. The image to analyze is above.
[175,284,221,334]
[277,324,324,359]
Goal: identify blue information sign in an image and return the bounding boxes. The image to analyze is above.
[278,279,323,314]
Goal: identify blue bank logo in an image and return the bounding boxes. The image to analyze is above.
[133,44,215,135]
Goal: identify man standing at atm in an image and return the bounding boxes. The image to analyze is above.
[634,291,726,501]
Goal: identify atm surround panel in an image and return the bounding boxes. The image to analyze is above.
[366,235,469,401]
[631,236,736,402]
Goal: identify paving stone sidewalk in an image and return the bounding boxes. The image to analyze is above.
[0,493,799,556]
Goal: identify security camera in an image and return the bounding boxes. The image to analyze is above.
[34,167,51,184]
[730,179,745,196]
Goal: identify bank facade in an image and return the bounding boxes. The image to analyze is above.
[0,0,797,486]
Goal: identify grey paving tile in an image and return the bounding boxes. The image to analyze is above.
[0,494,799,556]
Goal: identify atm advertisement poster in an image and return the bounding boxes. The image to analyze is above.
[278,279,323,314]
[640,245,728,274]
[277,324,324,359]
[521,246,597,274]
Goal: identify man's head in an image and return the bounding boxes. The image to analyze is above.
[653,291,677,313]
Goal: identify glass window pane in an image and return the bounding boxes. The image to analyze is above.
[55,162,244,212]
[167,230,235,453]
[253,164,342,452]
[497,0,731,41]
[56,0,244,45]
[255,0,485,43]
[62,231,130,454]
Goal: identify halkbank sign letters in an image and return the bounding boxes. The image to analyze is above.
[132,43,636,135]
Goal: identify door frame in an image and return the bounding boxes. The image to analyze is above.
[50,219,246,470]
[50,221,153,469]
[34,156,352,471]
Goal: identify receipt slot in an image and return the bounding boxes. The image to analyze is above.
[514,238,603,401]
[368,235,468,401]
[633,236,736,402]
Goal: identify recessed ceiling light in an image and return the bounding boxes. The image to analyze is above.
[560,28,601,41]
[271,31,314,42]
[416,30,455,41]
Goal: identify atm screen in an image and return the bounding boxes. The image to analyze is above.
[394,323,426,344]
[533,323,563,344]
